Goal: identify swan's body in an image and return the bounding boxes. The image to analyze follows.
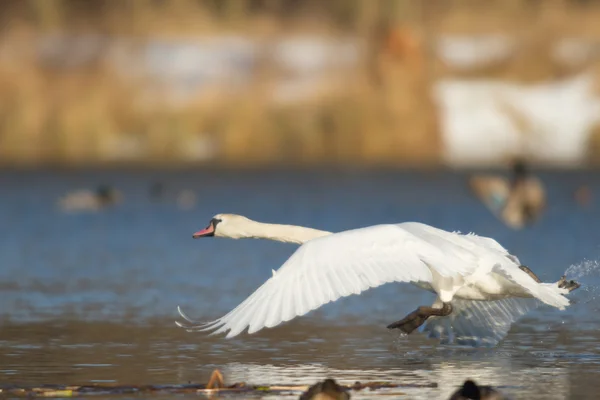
[179,214,577,345]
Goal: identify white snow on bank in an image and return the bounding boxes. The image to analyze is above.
[31,34,359,105]
[436,35,516,70]
[553,37,600,67]
[437,35,600,70]
[435,73,600,167]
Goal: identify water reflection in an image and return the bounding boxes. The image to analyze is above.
[0,320,598,398]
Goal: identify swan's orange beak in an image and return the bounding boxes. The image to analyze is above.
[193,221,215,238]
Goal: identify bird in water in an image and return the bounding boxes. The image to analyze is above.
[449,379,508,400]
[300,379,349,400]
[177,214,579,346]
[57,185,121,212]
[469,159,545,229]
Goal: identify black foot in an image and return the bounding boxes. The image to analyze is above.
[558,275,581,293]
[387,303,453,334]
[387,310,429,334]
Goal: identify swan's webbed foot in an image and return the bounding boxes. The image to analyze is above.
[519,266,581,293]
[387,310,429,334]
[519,265,542,283]
[387,303,453,334]
[558,275,581,293]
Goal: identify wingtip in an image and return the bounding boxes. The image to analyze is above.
[176,305,207,331]
[175,317,195,331]
[175,307,226,333]
[177,305,196,323]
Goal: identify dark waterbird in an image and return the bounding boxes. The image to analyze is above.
[469,158,545,229]
[449,379,508,400]
[300,379,349,400]
[57,184,121,212]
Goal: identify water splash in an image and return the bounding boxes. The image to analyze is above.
[563,259,600,317]
[565,259,600,281]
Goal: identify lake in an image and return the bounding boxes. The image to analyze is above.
[1,168,599,399]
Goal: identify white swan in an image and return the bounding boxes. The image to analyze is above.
[178,214,579,345]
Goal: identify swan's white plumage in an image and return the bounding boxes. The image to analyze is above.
[178,222,569,339]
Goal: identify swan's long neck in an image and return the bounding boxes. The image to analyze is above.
[230,219,332,244]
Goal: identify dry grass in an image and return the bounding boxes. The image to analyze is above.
[1,0,600,167]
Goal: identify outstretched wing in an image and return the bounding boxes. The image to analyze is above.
[404,222,523,267]
[423,297,540,347]
[462,233,521,265]
[177,224,481,338]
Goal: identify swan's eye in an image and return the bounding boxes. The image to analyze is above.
[211,218,222,227]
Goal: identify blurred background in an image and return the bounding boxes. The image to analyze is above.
[1,0,600,168]
[2,1,600,399]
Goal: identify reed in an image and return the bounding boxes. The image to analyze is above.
[0,0,599,167]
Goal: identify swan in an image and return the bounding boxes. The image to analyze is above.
[469,159,545,229]
[177,214,579,345]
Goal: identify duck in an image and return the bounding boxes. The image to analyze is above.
[300,379,349,400]
[176,214,579,345]
[449,379,508,400]
[57,185,121,212]
[469,159,545,229]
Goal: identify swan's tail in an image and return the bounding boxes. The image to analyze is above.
[493,265,570,310]
[537,283,570,309]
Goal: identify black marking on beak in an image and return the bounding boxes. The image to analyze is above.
[193,218,222,238]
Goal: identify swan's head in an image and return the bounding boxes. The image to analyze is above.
[192,214,252,239]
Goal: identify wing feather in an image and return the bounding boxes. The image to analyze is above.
[462,233,522,265]
[280,279,294,322]
[423,297,540,346]
[323,267,341,301]
[264,284,283,328]
[180,224,448,337]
